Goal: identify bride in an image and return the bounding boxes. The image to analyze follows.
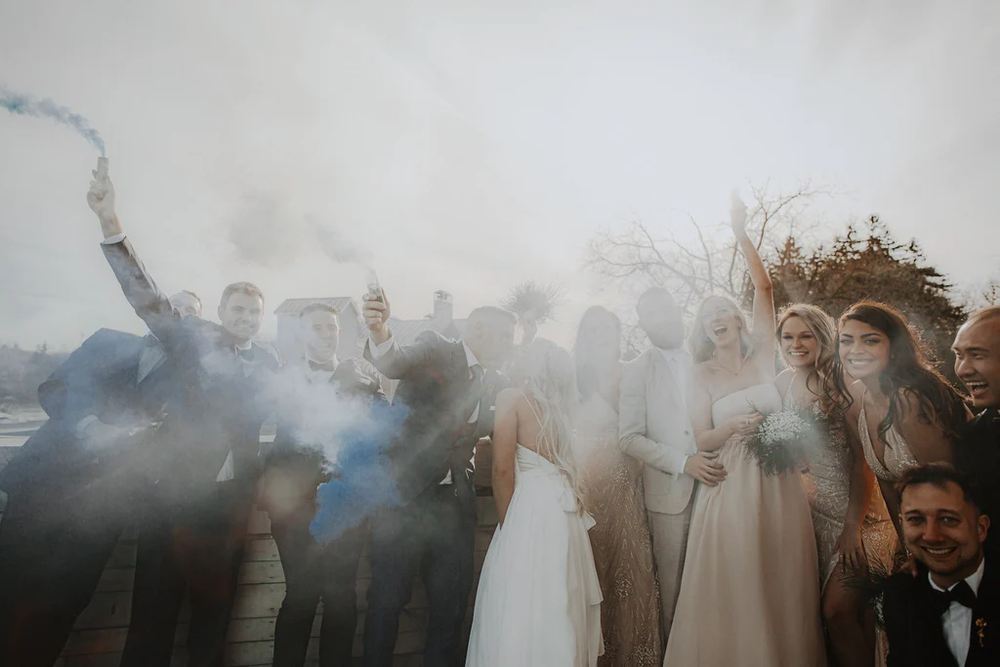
[663,194,826,666]
[467,338,603,667]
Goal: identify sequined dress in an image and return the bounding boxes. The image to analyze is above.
[790,393,897,590]
[574,394,662,667]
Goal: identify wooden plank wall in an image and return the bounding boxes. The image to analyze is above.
[0,442,498,667]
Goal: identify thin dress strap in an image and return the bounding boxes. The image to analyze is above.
[520,389,544,428]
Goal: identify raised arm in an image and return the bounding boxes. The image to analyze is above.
[362,291,440,380]
[730,192,775,362]
[491,388,519,526]
[86,160,185,348]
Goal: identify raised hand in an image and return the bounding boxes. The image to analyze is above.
[86,158,123,238]
[363,288,391,345]
[729,189,748,237]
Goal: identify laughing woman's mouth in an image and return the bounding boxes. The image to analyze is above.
[713,325,728,336]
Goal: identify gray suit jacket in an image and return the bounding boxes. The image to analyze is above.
[619,347,698,515]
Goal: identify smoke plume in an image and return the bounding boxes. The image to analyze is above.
[1,86,105,155]
[226,193,373,268]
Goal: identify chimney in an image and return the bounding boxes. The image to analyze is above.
[433,290,453,326]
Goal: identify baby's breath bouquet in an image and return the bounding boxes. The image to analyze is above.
[743,407,823,475]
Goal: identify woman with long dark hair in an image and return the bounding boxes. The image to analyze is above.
[572,306,662,667]
[663,195,825,666]
[835,301,968,533]
[776,304,895,667]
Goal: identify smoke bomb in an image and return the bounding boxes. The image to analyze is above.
[1,85,106,155]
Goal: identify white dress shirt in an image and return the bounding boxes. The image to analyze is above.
[303,355,339,385]
[215,342,254,482]
[370,331,482,484]
[928,557,985,665]
[656,345,690,472]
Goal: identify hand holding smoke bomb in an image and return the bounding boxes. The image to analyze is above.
[366,268,384,303]
[363,273,391,345]
[87,156,123,238]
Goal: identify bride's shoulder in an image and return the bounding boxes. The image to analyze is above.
[495,387,525,414]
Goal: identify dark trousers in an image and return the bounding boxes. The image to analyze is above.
[271,508,366,667]
[0,473,134,667]
[362,485,476,667]
[120,480,254,667]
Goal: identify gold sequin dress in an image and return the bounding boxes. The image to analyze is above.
[793,397,897,590]
[574,394,662,667]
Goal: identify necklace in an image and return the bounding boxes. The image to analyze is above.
[712,353,744,376]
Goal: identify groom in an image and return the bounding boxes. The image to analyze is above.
[619,287,725,642]
[361,290,513,667]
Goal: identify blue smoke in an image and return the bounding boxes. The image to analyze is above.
[1,86,105,155]
[309,400,410,544]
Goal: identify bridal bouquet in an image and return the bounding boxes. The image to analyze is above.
[743,408,823,475]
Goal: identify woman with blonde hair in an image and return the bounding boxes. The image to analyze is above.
[467,338,603,667]
[663,194,825,666]
[776,303,895,667]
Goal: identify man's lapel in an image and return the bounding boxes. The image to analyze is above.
[651,350,682,411]
[967,558,999,666]
[909,575,962,667]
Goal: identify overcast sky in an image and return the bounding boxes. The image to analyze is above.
[1,0,998,350]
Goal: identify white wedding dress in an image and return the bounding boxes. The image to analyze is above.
[466,442,604,666]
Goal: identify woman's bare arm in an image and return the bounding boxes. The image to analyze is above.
[491,389,519,526]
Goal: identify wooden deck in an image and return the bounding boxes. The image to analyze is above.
[0,441,499,667]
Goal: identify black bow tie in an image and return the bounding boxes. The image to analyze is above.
[309,360,337,372]
[931,580,977,612]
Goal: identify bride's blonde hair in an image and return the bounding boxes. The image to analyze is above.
[519,338,584,510]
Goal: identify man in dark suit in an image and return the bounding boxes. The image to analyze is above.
[361,290,513,667]
[0,291,199,667]
[953,307,1000,552]
[86,164,280,667]
[883,463,998,667]
[259,302,387,667]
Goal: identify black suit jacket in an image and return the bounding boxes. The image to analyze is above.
[364,330,507,504]
[0,329,172,499]
[102,239,280,499]
[884,558,1000,667]
[956,409,1000,552]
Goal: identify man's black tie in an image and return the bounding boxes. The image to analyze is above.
[309,360,338,372]
[931,580,977,613]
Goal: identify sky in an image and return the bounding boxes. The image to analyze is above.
[1,0,998,351]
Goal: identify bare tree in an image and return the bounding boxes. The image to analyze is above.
[585,181,827,317]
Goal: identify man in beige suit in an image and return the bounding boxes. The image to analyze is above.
[619,287,726,642]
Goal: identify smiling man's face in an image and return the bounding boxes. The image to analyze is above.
[901,480,989,587]
[953,313,1000,409]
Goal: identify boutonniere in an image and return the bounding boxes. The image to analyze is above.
[976,618,987,648]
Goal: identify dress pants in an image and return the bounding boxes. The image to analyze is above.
[271,505,366,667]
[647,503,694,644]
[362,485,476,667]
[0,470,134,667]
[120,479,254,667]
